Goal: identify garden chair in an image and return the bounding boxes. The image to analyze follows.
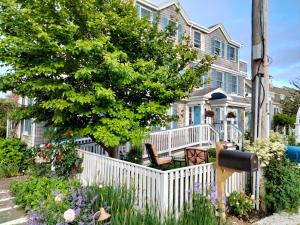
[144,143,173,167]
[185,147,209,166]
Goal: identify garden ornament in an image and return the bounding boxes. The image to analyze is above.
[93,207,111,222]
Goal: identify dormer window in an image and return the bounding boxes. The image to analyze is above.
[227,45,238,62]
[211,38,225,58]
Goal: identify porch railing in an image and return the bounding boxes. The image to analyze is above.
[79,149,260,218]
[228,124,243,149]
[145,124,219,156]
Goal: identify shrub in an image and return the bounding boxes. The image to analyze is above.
[10,176,80,210]
[273,113,295,128]
[244,132,286,167]
[31,140,82,178]
[125,145,144,164]
[0,163,20,178]
[0,138,31,174]
[264,158,300,213]
[227,191,254,217]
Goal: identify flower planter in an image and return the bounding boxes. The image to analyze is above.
[286,146,300,163]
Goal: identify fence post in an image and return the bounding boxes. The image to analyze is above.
[168,130,172,156]
[160,172,169,218]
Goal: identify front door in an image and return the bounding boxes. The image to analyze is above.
[194,106,201,125]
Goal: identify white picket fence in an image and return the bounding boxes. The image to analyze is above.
[79,150,259,217]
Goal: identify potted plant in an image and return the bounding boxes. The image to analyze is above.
[227,112,236,119]
[205,110,215,118]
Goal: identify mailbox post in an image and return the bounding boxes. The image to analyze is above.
[215,142,258,223]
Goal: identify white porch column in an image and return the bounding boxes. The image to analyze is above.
[223,104,228,141]
[200,102,205,124]
[185,105,189,126]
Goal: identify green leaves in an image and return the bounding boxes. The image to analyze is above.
[0,0,213,150]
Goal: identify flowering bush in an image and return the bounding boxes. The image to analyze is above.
[31,140,82,177]
[244,132,286,167]
[227,192,254,217]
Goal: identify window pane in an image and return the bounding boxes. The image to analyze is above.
[141,7,151,18]
[194,31,201,48]
[215,40,221,55]
[228,46,236,60]
[162,17,169,31]
[178,24,184,42]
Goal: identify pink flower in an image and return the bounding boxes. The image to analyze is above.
[63,209,76,222]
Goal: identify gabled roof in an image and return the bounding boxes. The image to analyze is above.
[136,0,242,47]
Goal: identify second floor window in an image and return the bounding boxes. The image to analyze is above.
[212,69,223,88]
[224,73,242,95]
[211,38,225,58]
[162,17,184,42]
[227,45,238,62]
[194,31,201,48]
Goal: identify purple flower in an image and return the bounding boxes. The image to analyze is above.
[27,211,43,225]
[90,195,98,205]
[76,195,83,206]
[75,208,81,216]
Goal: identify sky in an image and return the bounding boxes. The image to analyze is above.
[152,0,300,87]
[1,0,300,89]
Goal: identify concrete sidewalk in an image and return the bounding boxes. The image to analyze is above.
[0,177,27,225]
[253,209,300,225]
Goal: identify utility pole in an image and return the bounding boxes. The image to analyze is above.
[251,0,269,141]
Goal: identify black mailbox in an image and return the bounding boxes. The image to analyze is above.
[218,150,258,172]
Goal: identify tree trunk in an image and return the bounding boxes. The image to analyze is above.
[106,147,119,159]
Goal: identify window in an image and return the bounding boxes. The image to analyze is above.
[211,39,225,57]
[177,23,184,42]
[224,73,240,95]
[189,107,192,125]
[240,61,247,72]
[194,31,201,48]
[162,16,169,31]
[136,4,157,23]
[141,7,151,19]
[227,45,238,62]
[212,69,223,88]
[162,17,184,42]
[23,119,32,135]
[228,45,235,60]
[202,73,208,88]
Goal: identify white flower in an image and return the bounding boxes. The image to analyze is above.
[55,194,63,203]
[99,184,103,188]
[64,209,76,222]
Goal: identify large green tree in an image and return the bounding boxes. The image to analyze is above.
[281,79,300,117]
[0,0,213,156]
